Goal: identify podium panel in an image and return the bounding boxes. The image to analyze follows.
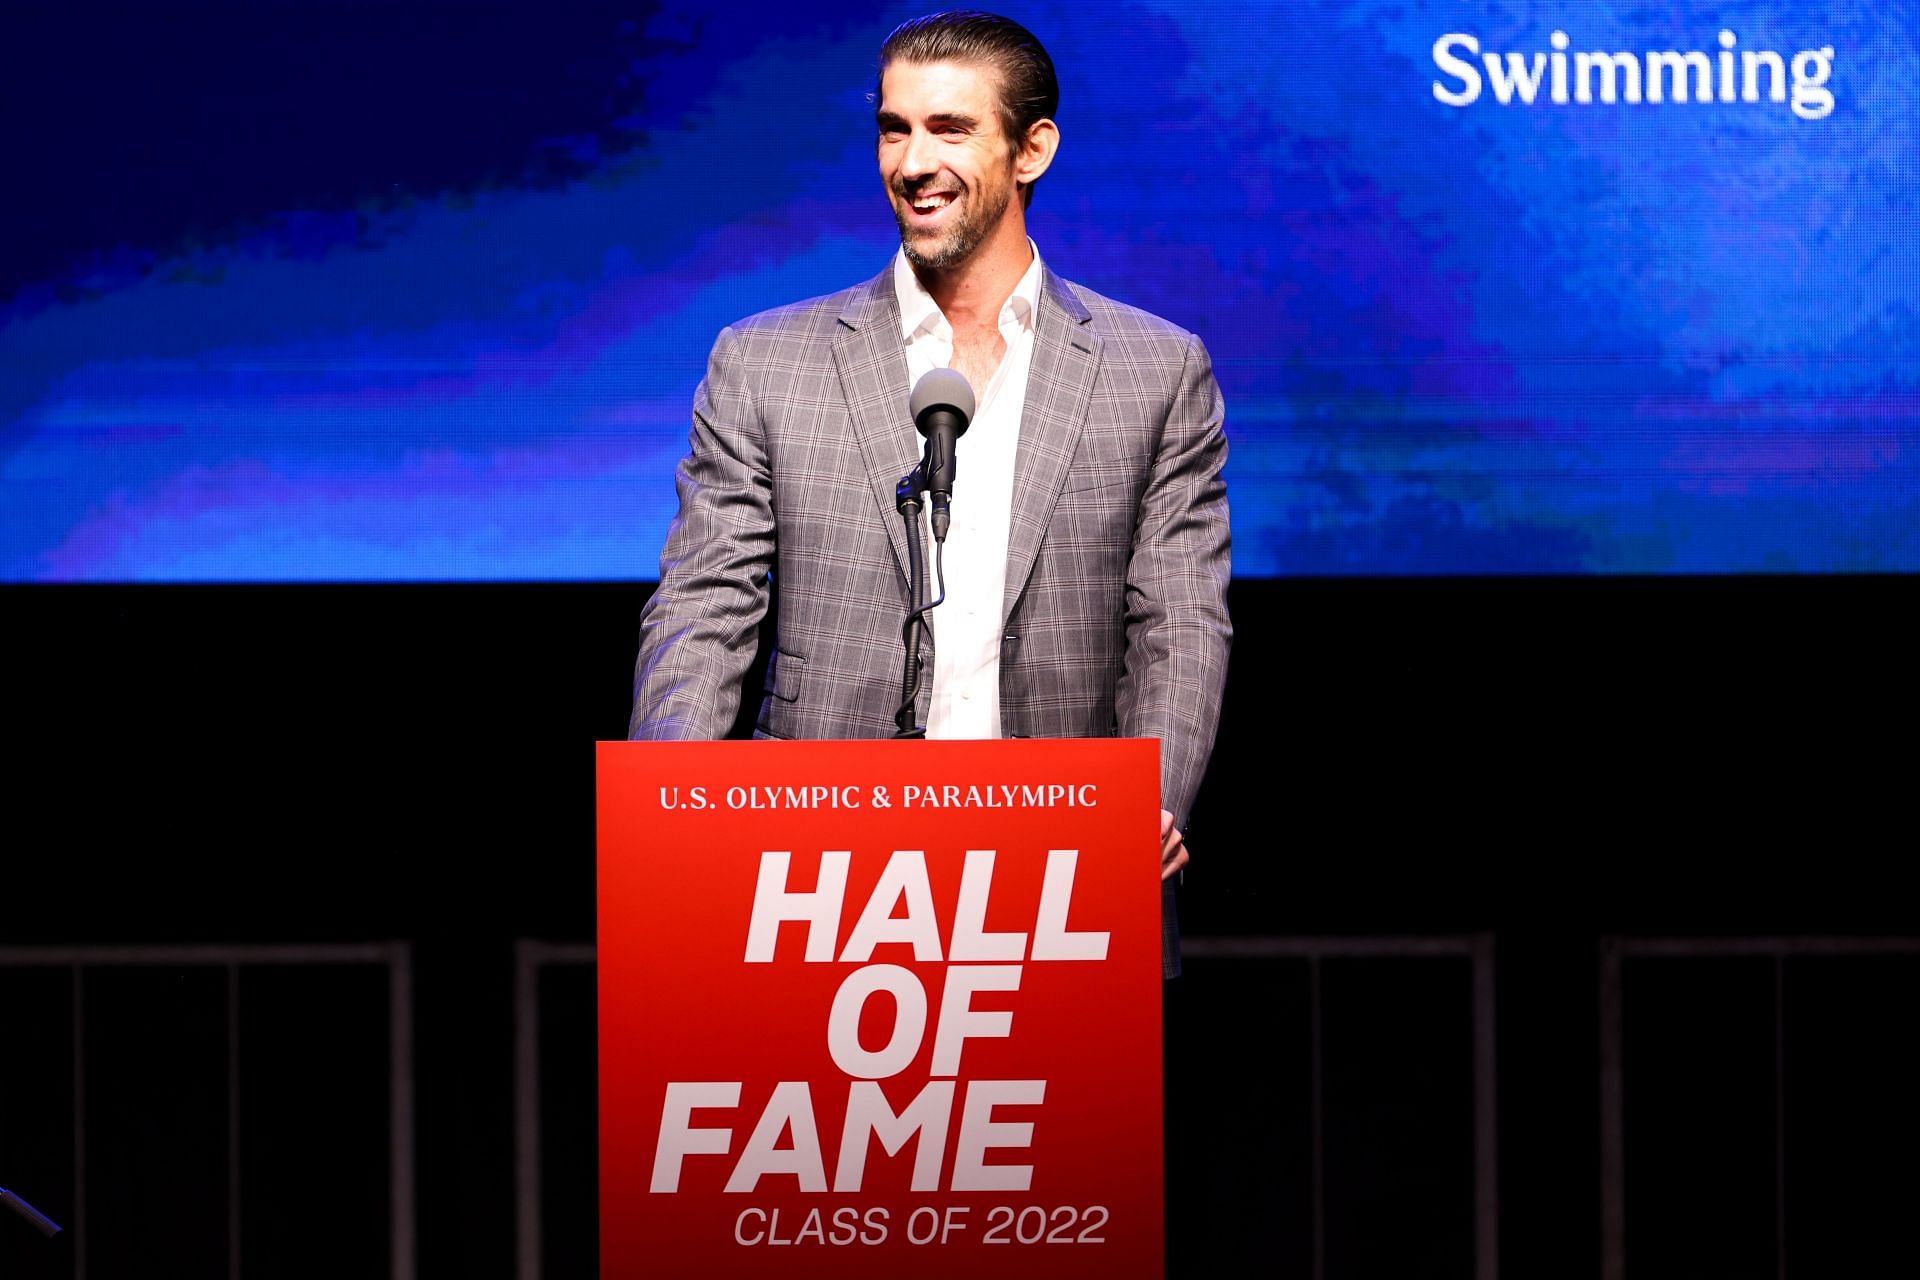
[597,738,1164,1278]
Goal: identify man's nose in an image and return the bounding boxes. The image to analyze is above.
[900,127,941,180]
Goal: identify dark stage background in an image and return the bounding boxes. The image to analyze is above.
[4,578,1915,1276]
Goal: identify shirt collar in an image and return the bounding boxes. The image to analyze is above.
[893,242,1044,343]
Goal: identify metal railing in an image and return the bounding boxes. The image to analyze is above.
[1599,935,1920,1280]
[1184,935,1499,1280]
[0,943,414,1280]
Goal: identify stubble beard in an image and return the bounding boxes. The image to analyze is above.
[894,180,1011,272]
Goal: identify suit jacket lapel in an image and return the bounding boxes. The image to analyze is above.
[1004,267,1100,616]
[833,270,917,582]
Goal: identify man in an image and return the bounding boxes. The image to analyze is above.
[631,11,1230,973]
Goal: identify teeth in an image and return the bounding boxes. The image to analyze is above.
[912,193,953,210]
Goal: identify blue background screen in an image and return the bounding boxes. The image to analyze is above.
[3,2,1913,580]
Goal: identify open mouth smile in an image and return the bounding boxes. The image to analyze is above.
[905,189,959,219]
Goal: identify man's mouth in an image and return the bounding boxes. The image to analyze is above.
[907,189,958,214]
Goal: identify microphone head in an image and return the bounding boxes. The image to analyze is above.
[910,367,975,437]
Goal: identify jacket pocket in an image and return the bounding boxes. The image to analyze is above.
[1057,469,1142,499]
[763,647,805,702]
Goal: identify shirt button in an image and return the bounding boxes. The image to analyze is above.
[961,688,972,701]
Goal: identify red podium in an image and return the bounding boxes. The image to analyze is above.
[597,738,1165,1278]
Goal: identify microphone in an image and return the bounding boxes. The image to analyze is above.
[910,368,974,543]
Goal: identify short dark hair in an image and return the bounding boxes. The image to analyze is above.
[875,11,1059,205]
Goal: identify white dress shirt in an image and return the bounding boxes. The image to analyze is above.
[892,246,1043,739]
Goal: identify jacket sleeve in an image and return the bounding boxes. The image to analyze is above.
[1113,331,1232,827]
[629,326,776,740]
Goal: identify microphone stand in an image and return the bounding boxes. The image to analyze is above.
[1,1186,61,1238]
[893,465,931,738]
[892,462,948,738]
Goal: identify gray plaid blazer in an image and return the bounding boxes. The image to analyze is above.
[631,263,1231,974]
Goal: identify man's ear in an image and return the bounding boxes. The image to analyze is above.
[1015,118,1059,188]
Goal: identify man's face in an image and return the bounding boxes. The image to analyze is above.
[876,59,1021,272]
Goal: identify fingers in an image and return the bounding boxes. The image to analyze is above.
[1159,809,1186,881]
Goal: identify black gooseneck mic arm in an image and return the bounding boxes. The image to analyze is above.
[892,464,939,737]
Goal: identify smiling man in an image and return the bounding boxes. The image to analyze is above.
[631,10,1231,976]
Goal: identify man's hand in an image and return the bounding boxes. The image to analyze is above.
[1159,809,1187,881]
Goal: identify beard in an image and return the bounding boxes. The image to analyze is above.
[893,179,1012,271]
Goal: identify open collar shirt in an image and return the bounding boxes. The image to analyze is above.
[892,244,1043,740]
